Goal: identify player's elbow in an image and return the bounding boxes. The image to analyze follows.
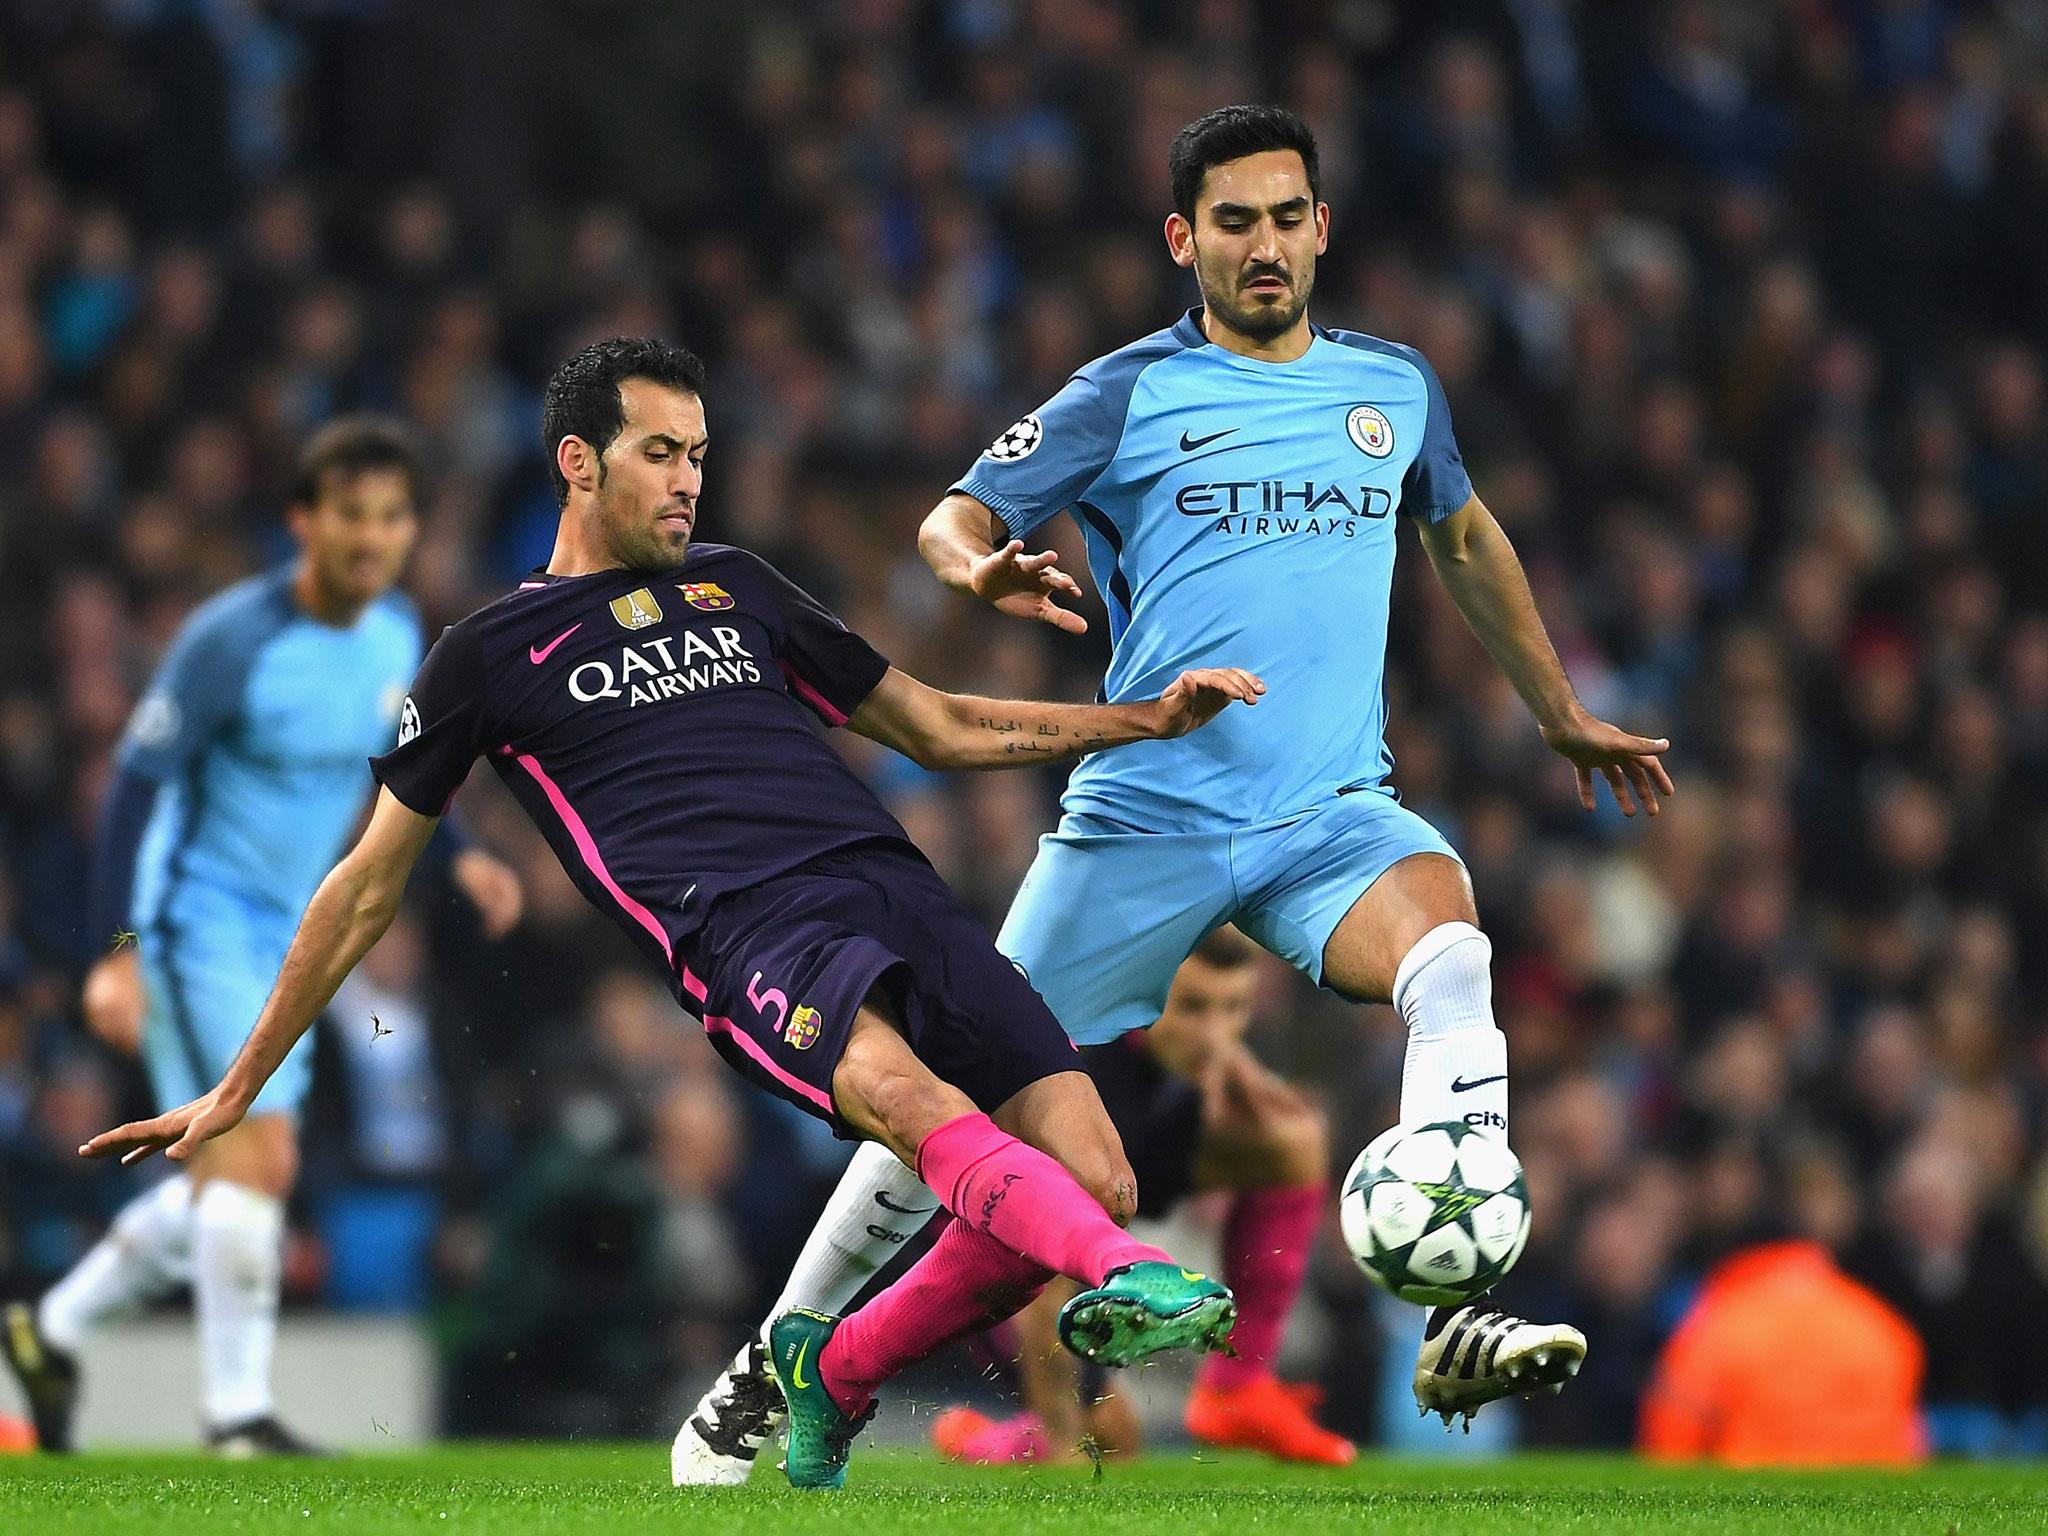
[912,728,971,773]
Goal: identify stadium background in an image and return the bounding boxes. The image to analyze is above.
[1,0,2046,1459]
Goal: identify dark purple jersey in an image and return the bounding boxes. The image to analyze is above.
[370,544,912,980]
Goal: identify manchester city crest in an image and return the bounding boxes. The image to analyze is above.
[1347,404,1394,458]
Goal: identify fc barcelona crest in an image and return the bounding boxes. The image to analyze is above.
[609,587,663,629]
[679,581,736,611]
[785,1004,822,1050]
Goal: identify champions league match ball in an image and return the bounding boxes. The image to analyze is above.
[1340,1120,1531,1306]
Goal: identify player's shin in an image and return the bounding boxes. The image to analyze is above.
[38,1174,196,1352]
[193,1180,285,1428]
[914,1111,1169,1285]
[1393,922,1508,1136]
[768,1140,940,1323]
[818,1216,1050,1414]
[1199,1181,1326,1390]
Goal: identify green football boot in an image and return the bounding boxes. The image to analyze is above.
[766,1308,873,1490]
[1057,1260,1238,1369]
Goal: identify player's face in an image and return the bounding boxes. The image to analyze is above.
[292,466,418,609]
[1150,957,1259,1070]
[591,380,707,572]
[1168,150,1329,344]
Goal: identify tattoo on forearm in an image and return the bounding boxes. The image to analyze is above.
[977,713,1112,757]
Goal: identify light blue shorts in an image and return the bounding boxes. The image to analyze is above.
[997,790,1460,1046]
[140,895,311,1117]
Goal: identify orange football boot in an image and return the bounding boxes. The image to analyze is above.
[1183,1374,1356,1465]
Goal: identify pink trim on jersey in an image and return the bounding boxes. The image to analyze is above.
[505,748,836,1117]
[517,580,549,590]
[506,750,673,961]
[679,963,835,1113]
[777,660,849,726]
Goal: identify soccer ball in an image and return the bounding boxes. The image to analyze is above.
[1340,1121,1531,1306]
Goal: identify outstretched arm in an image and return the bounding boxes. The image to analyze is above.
[1418,495,1674,816]
[80,788,440,1165]
[848,666,1263,771]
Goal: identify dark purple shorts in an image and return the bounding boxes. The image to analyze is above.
[680,844,1081,1136]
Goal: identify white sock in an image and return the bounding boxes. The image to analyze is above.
[1394,921,1508,1137]
[38,1175,196,1354]
[764,1140,940,1328]
[193,1180,284,1427]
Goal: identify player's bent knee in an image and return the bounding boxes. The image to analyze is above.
[1073,1151,1140,1227]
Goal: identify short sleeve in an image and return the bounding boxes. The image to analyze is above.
[118,611,252,783]
[1400,347,1473,524]
[752,561,890,727]
[950,371,1125,541]
[370,623,488,815]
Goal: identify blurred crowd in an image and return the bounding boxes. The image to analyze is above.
[4,0,2048,1454]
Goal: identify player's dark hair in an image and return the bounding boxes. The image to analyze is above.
[543,336,708,506]
[1169,104,1321,222]
[291,415,423,508]
[1190,926,1258,971]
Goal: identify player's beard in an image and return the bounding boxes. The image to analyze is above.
[597,486,692,573]
[1198,251,1314,344]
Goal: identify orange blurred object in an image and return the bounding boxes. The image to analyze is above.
[0,1414,35,1454]
[1639,1240,1925,1466]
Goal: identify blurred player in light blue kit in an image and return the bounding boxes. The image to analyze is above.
[679,105,1676,1478]
[4,418,521,1455]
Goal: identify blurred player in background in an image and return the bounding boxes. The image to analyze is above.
[78,338,1266,1491]
[679,102,1677,1476]
[932,928,1352,1467]
[3,419,523,1456]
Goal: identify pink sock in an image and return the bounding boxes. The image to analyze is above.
[914,1112,1168,1286]
[820,1216,1050,1415]
[1198,1182,1327,1390]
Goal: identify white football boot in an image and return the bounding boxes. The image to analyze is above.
[1413,1298,1586,1430]
[671,1337,787,1487]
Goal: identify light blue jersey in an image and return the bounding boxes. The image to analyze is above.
[955,307,1472,834]
[100,567,421,1111]
[960,309,1474,1042]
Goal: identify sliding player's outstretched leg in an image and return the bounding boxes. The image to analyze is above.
[766,1006,1233,1489]
[672,1141,933,1486]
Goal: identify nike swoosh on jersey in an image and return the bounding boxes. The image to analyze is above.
[528,623,582,665]
[1179,427,1237,451]
[1450,1074,1508,1092]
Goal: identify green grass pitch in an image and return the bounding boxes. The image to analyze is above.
[4,1445,2042,1534]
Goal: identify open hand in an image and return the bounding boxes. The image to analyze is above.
[78,1083,249,1167]
[969,540,1088,634]
[1540,714,1675,817]
[1149,668,1265,738]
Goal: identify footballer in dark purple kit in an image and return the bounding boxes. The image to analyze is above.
[82,336,1266,1490]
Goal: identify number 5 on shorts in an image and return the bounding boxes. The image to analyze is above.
[748,970,789,1030]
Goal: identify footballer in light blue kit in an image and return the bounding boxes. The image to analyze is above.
[4,419,521,1458]
[676,107,1680,1478]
